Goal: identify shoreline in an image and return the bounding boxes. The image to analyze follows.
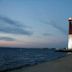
[0,49,67,72]
[1,54,67,72]
[8,53,72,72]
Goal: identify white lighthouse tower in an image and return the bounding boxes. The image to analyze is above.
[68,17,72,50]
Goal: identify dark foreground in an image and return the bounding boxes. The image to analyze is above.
[10,54,72,72]
[0,48,66,72]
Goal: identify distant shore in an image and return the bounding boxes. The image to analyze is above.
[8,53,72,72]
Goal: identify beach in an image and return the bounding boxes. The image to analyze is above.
[9,53,72,72]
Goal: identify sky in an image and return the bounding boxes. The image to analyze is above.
[0,0,72,48]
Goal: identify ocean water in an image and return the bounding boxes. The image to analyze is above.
[0,48,66,71]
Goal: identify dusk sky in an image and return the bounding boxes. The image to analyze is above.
[0,0,72,48]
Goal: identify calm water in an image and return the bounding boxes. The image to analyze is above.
[0,48,66,71]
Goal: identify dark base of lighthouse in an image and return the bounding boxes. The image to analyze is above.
[55,49,72,52]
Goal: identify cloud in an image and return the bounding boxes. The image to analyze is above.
[0,37,15,41]
[43,33,53,36]
[0,15,33,35]
[0,16,24,27]
[40,20,67,35]
[49,21,66,34]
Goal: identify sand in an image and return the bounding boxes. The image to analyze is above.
[9,54,72,72]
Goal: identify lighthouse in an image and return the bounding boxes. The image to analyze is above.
[68,17,72,49]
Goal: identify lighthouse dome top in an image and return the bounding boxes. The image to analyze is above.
[68,17,72,21]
